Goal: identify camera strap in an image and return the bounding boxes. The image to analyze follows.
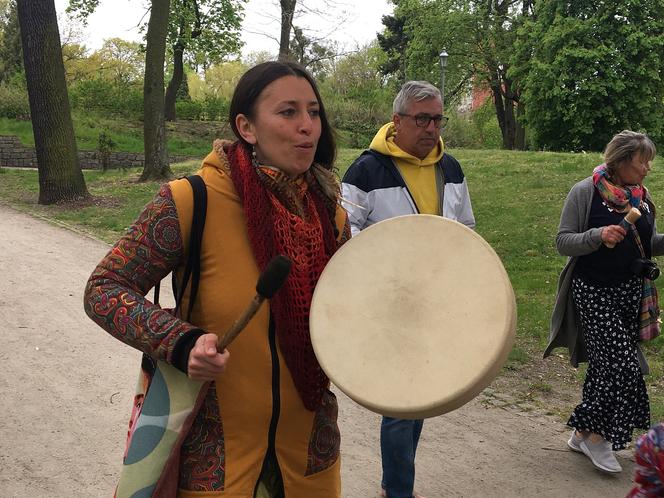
[629,222,647,260]
[628,217,662,341]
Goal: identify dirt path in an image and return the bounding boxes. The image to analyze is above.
[0,204,638,497]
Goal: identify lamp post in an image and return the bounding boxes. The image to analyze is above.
[438,49,448,111]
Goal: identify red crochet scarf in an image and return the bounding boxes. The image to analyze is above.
[225,141,339,411]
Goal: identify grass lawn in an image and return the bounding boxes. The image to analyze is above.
[0,114,219,157]
[2,146,664,422]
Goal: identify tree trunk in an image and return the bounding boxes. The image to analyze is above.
[164,40,185,122]
[490,84,508,147]
[140,0,172,182]
[515,101,526,150]
[278,0,296,61]
[502,97,516,150]
[16,0,89,204]
[490,82,520,150]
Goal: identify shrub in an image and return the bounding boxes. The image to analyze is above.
[69,79,116,110]
[0,83,30,119]
[69,79,143,119]
[97,131,117,171]
[118,88,143,119]
[326,97,391,148]
[201,95,230,121]
[176,100,203,121]
[443,102,503,149]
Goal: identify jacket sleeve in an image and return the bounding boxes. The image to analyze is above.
[442,155,475,229]
[652,219,664,256]
[341,160,372,237]
[83,184,203,371]
[555,182,603,257]
[456,178,476,230]
[646,196,664,256]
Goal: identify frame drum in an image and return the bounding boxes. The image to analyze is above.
[310,215,516,419]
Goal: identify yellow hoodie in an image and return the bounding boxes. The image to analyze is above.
[369,122,444,215]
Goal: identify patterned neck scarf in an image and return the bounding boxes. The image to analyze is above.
[593,163,644,212]
[224,140,339,411]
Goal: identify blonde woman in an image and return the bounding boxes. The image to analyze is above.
[547,130,663,473]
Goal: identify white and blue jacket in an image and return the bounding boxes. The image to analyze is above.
[341,149,475,236]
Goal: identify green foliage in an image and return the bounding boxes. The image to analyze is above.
[167,0,245,71]
[289,26,337,79]
[90,38,145,87]
[97,131,116,151]
[377,10,408,83]
[0,79,29,118]
[66,0,101,22]
[516,0,664,151]
[200,95,230,121]
[69,78,115,108]
[0,111,213,156]
[97,131,116,172]
[176,72,191,101]
[443,103,503,149]
[393,0,473,93]
[0,0,22,84]
[379,0,533,150]
[333,120,377,149]
[319,44,393,147]
[176,99,203,120]
[69,79,143,118]
[0,115,32,143]
[197,60,247,101]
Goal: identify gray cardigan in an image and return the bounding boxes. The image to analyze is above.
[545,176,664,373]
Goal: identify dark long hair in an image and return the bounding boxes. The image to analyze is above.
[229,61,336,170]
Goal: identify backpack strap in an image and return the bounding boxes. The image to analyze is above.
[153,174,207,322]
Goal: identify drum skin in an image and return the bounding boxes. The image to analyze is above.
[310,215,516,419]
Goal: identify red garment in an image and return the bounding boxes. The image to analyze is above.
[628,423,664,497]
[226,141,339,410]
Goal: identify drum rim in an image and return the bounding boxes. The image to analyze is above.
[310,214,517,419]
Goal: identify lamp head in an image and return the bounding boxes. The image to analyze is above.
[439,50,448,69]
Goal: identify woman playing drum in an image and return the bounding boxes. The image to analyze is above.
[84,61,350,497]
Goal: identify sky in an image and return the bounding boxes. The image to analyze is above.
[53,0,393,59]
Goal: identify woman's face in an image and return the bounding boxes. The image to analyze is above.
[236,75,322,177]
[615,153,653,185]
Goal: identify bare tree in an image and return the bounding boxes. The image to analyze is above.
[17,0,89,204]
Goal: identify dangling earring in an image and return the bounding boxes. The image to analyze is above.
[251,145,260,168]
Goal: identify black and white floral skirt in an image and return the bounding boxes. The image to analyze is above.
[567,275,650,450]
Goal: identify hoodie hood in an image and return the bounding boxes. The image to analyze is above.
[369,122,444,167]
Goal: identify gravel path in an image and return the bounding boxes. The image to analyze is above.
[0,204,637,497]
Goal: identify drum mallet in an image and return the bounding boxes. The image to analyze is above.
[605,207,641,248]
[217,254,292,350]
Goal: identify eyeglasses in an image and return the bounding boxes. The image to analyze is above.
[398,113,449,128]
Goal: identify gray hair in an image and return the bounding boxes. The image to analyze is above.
[393,81,441,114]
[604,130,656,175]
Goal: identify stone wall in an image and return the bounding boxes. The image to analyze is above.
[0,135,197,170]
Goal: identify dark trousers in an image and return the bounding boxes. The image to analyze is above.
[380,416,424,498]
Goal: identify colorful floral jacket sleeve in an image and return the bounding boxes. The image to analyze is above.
[84,184,201,368]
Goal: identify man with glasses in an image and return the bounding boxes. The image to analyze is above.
[341,80,475,498]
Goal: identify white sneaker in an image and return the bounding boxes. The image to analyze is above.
[567,430,584,453]
[579,438,622,473]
